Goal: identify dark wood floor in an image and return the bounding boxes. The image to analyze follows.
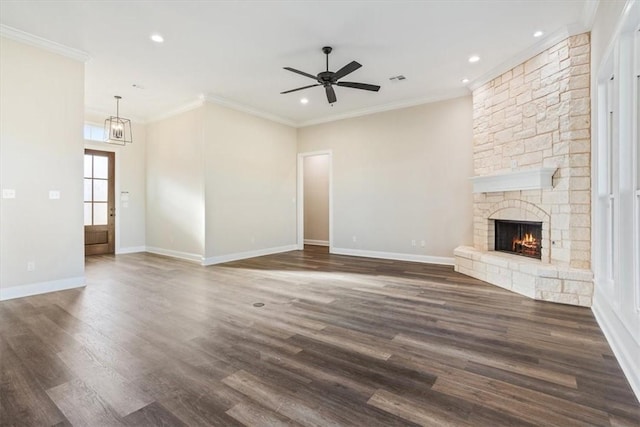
[1,246,638,426]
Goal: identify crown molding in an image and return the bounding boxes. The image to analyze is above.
[145,98,206,123]
[297,88,471,128]
[0,24,90,62]
[107,89,472,129]
[581,0,600,30]
[200,94,297,127]
[145,94,297,127]
[468,23,588,92]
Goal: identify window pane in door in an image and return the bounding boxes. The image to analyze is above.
[84,155,93,178]
[93,179,108,202]
[93,203,108,225]
[84,203,92,225]
[84,179,92,202]
[94,156,108,179]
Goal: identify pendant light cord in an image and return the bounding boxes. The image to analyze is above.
[114,95,122,120]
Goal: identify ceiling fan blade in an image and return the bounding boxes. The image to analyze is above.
[280,84,321,94]
[283,67,317,80]
[325,85,337,104]
[333,61,362,80]
[337,81,381,92]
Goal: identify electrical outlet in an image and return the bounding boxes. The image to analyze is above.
[511,159,518,169]
[27,261,35,272]
[2,189,16,199]
[411,240,416,247]
[352,236,357,243]
[49,190,61,199]
[421,240,426,247]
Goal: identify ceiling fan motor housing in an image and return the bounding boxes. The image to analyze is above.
[318,71,335,85]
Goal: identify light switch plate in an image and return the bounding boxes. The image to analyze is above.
[2,189,16,199]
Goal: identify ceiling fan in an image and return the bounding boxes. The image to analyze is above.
[281,46,381,104]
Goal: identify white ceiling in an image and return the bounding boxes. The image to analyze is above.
[0,0,594,126]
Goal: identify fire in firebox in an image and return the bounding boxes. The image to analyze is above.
[495,220,542,259]
[512,233,540,257]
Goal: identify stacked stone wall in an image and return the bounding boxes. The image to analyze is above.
[472,33,591,269]
[455,33,593,307]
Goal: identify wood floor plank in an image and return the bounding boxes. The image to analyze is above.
[367,388,473,427]
[432,369,611,426]
[3,333,74,391]
[21,313,84,354]
[222,370,343,427]
[392,332,578,388]
[46,378,126,426]
[0,337,68,427]
[0,246,636,426]
[56,346,154,417]
[122,401,188,426]
[226,401,301,427]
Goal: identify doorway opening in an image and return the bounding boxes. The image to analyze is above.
[297,151,332,251]
[84,149,115,255]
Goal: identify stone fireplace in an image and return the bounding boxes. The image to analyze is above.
[454,33,594,307]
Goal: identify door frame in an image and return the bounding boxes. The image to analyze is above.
[297,150,333,251]
[84,142,122,254]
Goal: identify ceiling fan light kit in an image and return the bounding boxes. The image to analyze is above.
[281,46,381,104]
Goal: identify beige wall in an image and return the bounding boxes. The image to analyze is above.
[297,96,473,261]
[146,108,205,261]
[203,103,297,261]
[0,37,85,297]
[145,102,297,263]
[84,114,147,253]
[303,154,330,243]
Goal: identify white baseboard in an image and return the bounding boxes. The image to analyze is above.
[116,246,146,254]
[0,276,85,301]
[592,291,640,402]
[202,244,298,266]
[145,246,203,263]
[331,247,455,266]
[304,239,329,247]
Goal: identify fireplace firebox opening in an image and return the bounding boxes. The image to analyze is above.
[494,220,542,259]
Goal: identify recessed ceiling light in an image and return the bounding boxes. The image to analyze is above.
[533,30,544,38]
[468,55,480,63]
[462,78,470,84]
[150,34,164,43]
[300,98,309,105]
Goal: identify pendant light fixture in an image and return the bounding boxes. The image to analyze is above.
[104,95,132,145]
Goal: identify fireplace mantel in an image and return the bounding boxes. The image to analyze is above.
[470,168,557,193]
